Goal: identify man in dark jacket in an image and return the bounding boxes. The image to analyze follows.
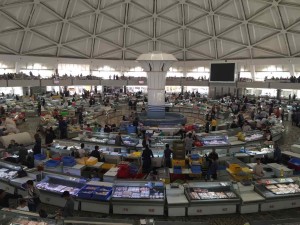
[142,144,154,173]
[90,145,101,161]
[163,144,173,168]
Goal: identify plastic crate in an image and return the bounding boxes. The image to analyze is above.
[288,158,300,171]
[127,125,136,134]
[191,165,202,174]
[78,185,99,199]
[92,187,112,201]
[173,166,182,174]
[191,154,200,160]
[62,156,76,167]
[34,154,46,160]
[45,159,60,167]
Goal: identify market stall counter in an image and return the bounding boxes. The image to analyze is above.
[166,184,189,216]
[111,181,165,215]
[0,160,29,194]
[236,182,265,214]
[185,181,240,215]
[254,177,300,211]
[78,181,113,214]
[0,209,56,225]
[36,173,86,208]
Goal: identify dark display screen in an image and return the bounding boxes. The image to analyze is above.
[210,63,235,82]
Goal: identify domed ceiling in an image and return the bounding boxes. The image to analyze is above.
[0,0,300,61]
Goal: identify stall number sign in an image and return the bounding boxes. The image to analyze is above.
[123,208,128,212]
[148,209,155,213]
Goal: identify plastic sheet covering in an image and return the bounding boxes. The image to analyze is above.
[0,132,33,147]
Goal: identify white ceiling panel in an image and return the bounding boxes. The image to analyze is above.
[0,0,299,60]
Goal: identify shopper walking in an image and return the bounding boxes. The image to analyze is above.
[184,133,194,155]
[142,144,154,173]
[33,133,42,155]
[163,144,173,168]
[26,180,41,212]
[45,127,56,145]
[211,118,217,131]
[59,191,74,218]
[59,117,68,139]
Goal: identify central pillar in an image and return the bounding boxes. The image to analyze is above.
[137,52,177,119]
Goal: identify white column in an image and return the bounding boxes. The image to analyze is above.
[137,52,177,119]
[289,64,295,77]
[15,62,20,74]
[250,65,256,81]
[147,71,167,118]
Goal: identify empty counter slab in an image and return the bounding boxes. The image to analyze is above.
[291,144,300,154]
[185,182,240,215]
[0,132,33,148]
[236,183,265,214]
[254,177,300,211]
[63,164,86,177]
[103,167,118,182]
[268,163,293,177]
[166,184,189,216]
[112,181,165,215]
[247,163,275,178]
[78,181,113,214]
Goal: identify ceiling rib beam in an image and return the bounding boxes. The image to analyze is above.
[128,26,152,39]
[188,49,214,60]
[185,2,209,14]
[0,44,18,55]
[23,45,57,55]
[128,16,153,26]
[122,2,129,60]
[129,2,153,16]
[219,47,247,59]
[181,2,186,61]
[94,49,122,59]
[252,32,281,47]
[153,0,157,51]
[239,0,253,58]
[90,1,101,58]
[0,28,23,36]
[208,0,218,59]
[216,23,242,38]
[157,2,179,15]
[214,0,234,13]
[0,1,34,10]
[274,0,291,57]
[20,2,36,54]
[247,5,273,21]
[61,45,89,58]
[253,46,287,57]
[187,38,211,50]
[218,38,248,48]
[56,0,71,57]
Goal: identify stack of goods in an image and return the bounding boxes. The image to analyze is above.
[8,218,47,225]
[265,183,300,195]
[172,140,185,160]
[201,136,228,146]
[0,168,17,180]
[244,133,263,141]
[36,182,81,196]
[188,188,237,200]
[113,186,164,199]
